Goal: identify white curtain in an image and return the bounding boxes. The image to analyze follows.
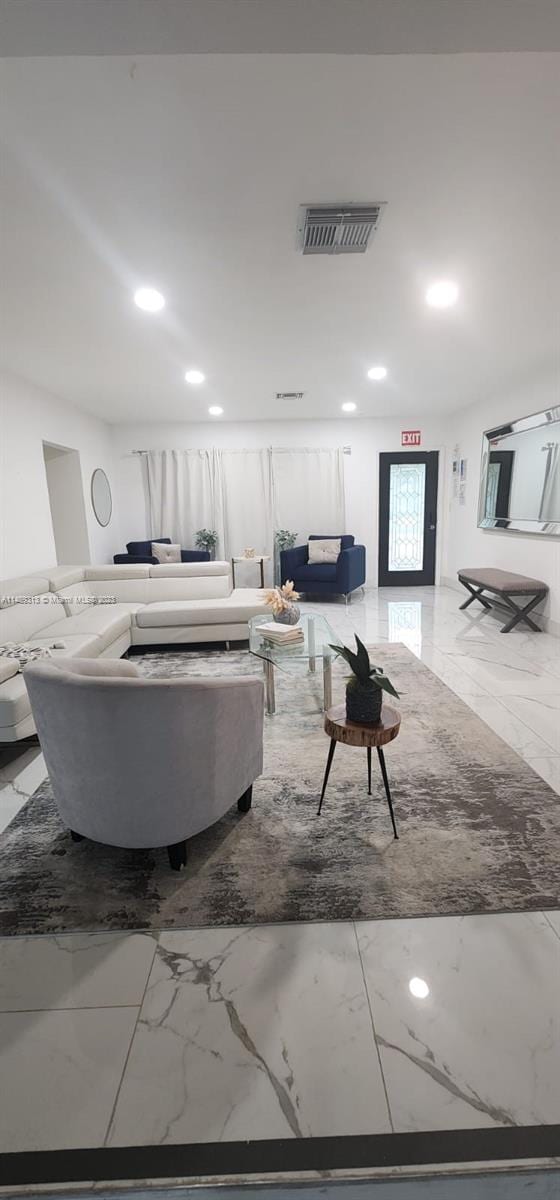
[144,446,345,560]
[145,450,225,556]
[271,448,346,545]
[539,444,560,522]
[219,450,274,567]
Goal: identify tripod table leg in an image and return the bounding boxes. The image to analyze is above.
[377,746,399,839]
[317,738,337,816]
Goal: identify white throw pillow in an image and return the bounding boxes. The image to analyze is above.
[152,542,181,564]
[308,538,341,564]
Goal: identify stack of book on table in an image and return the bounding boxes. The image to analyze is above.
[259,621,304,647]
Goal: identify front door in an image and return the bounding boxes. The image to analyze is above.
[378,451,439,586]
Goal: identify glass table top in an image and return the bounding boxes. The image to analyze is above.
[249,612,340,666]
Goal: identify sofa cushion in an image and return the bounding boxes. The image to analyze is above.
[55,583,96,615]
[0,658,20,683]
[0,629,111,734]
[42,567,85,591]
[144,573,232,601]
[31,633,106,658]
[42,606,132,652]
[148,561,231,578]
[0,672,31,727]
[0,593,65,642]
[0,576,51,605]
[135,590,267,628]
[294,562,338,582]
[103,601,144,615]
[84,566,151,581]
[58,577,151,612]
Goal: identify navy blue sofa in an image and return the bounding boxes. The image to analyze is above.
[280,534,366,601]
[113,538,211,565]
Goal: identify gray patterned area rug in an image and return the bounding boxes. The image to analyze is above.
[1,643,559,935]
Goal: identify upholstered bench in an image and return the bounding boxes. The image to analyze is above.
[457,568,549,633]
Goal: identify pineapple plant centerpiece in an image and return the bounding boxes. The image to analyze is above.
[263,580,301,625]
[330,635,399,723]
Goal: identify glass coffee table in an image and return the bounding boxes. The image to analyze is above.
[249,613,340,715]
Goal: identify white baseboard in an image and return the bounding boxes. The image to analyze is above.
[440,575,463,594]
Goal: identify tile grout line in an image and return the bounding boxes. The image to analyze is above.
[0,1002,147,1014]
[473,694,560,763]
[352,920,395,1135]
[428,658,560,763]
[497,696,560,756]
[541,912,560,943]
[101,934,160,1148]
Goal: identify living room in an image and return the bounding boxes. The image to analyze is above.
[0,1,559,1195]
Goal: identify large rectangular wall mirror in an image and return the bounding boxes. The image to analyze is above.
[478,406,560,536]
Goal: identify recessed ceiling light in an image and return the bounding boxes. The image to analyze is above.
[367,365,388,381]
[341,401,357,413]
[208,405,223,416]
[409,976,430,999]
[425,280,459,308]
[133,286,165,312]
[184,369,205,385]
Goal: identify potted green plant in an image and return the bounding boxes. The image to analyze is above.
[274,529,297,584]
[195,528,219,559]
[330,635,399,723]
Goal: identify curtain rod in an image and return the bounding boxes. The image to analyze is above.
[132,447,351,455]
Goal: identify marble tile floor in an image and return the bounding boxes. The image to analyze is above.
[1,586,559,1165]
[0,912,559,1155]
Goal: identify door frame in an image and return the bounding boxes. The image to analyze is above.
[378,450,439,587]
[488,449,514,528]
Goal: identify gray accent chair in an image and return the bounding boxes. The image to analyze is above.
[24,657,264,870]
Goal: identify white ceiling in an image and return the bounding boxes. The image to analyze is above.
[3,0,560,56]
[1,49,559,423]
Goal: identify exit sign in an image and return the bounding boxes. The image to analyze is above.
[402,430,421,447]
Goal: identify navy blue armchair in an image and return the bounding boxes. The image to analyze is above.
[280,535,366,602]
[114,539,210,565]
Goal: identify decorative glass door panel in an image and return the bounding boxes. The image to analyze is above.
[388,462,426,572]
[378,452,439,586]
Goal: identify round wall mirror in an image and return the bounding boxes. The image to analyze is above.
[91,468,112,527]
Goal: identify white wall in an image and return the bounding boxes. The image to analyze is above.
[442,374,560,628]
[0,370,121,578]
[43,444,91,564]
[111,417,449,586]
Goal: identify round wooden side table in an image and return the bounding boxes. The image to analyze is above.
[318,703,401,838]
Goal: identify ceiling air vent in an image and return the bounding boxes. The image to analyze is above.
[299,203,385,255]
[275,391,304,401]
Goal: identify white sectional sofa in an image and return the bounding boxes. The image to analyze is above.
[0,562,268,741]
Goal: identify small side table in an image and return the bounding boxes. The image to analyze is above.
[318,703,401,838]
[231,555,270,588]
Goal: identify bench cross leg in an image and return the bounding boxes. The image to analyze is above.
[459,582,492,612]
[500,591,546,634]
